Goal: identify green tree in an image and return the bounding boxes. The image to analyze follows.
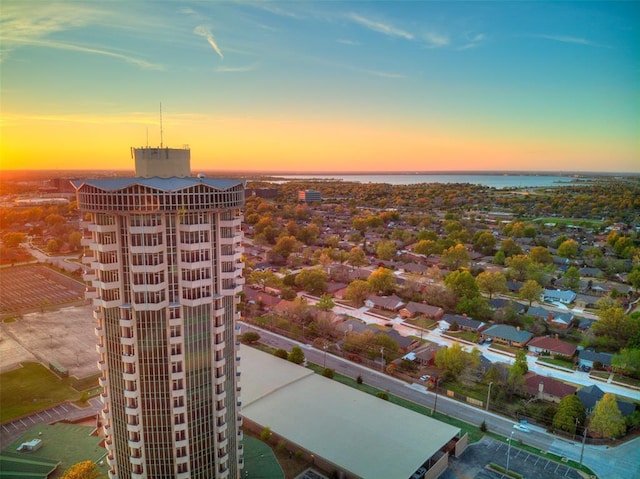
[442,244,471,270]
[248,269,280,291]
[274,348,288,359]
[345,279,371,306]
[476,271,507,300]
[589,393,626,438]
[506,350,528,396]
[46,238,61,253]
[592,304,640,347]
[317,294,335,311]
[563,266,581,291]
[473,231,497,256]
[61,461,103,479]
[500,238,523,258]
[347,247,368,267]
[519,279,543,307]
[529,246,553,265]
[628,265,640,292]
[557,239,579,259]
[435,343,478,380]
[444,270,479,299]
[506,254,532,281]
[367,267,396,295]
[376,240,397,260]
[294,268,328,294]
[413,239,439,256]
[2,232,26,248]
[612,348,640,376]
[553,395,586,434]
[241,331,260,344]
[288,346,305,365]
[272,235,301,261]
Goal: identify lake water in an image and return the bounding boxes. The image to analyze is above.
[270,174,584,189]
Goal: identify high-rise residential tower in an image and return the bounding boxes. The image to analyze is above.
[73,146,245,479]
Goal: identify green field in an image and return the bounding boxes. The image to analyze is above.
[532,217,603,228]
[0,362,86,423]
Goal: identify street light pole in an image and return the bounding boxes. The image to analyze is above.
[432,376,440,416]
[506,431,515,473]
[380,346,384,372]
[323,343,328,368]
[486,381,493,411]
[580,427,587,465]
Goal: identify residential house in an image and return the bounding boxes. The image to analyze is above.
[400,302,445,320]
[527,306,574,329]
[578,349,614,370]
[543,289,577,304]
[577,384,636,416]
[527,336,577,359]
[481,324,533,348]
[411,342,444,366]
[506,281,523,293]
[523,372,577,403]
[441,314,485,332]
[399,262,428,275]
[364,294,405,312]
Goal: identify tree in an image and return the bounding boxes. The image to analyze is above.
[376,240,396,260]
[444,270,479,299]
[347,247,368,267]
[506,350,528,396]
[473,231,497,256]
[589,393,626,438]
[274,348,288,359]
[442,244,471,270]
[612,348,640,377]
[557,239,579,259]
[519,279,543,307]
[61,461,103,479]
[2,232,26,248]
[529,246,553,265]
[563,266,581,291]
[248,269,280,291]
[592,304,640,347]
[476,271,507,300]
[288,346,305,365]
[506,254,532,281]
[413,239,439,256]
[317,294,335,312]
[294,268,328,294]
[435,343,478,380]
[241,332,260,344]
[367,267,396,295]
[628,265,640,292]
[500,238,522,258]
[553,395,586,434]
[272,235,301,261]
[345,279,371,306]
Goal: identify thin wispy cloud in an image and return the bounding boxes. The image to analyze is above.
[423,31,450,48]
[528,34,606,48]
[348,13,414,40]
[356,68,406,79]
[194,25,224,59]
[216,64,257,73]
[457,33,485,51]
[337,39,360,46]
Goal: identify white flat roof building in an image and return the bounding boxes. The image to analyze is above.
[241,347,461,479]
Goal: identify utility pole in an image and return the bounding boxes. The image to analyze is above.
[486,381,493,411]
[432,376,440,416]
[380,346,384,372]
[580,427,587,465]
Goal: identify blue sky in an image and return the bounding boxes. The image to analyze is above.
[1,1,638,172]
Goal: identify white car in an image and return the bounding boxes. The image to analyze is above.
[420,375,431,382]
[513,423,531,433]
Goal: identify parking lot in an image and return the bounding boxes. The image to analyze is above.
[443,436,583,479]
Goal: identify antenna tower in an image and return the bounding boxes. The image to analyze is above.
[159,102,164,148]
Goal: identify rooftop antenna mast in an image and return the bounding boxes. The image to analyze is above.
[159,102,164,148]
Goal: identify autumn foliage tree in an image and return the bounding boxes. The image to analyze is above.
[61,461,103,479]
[589,393,626,438]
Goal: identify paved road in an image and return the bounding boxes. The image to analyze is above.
[240,322,640,479]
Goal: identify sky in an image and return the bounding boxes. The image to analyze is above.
[1,1,639,173]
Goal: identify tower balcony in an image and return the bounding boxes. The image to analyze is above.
[130,262,164,274]
[130,243,164,255]
[213,323,225,336]
[122,370,138,382]
[122,353,137,363]
[89,223,117,233]
[215,373,226,386]
[96,342,106,355]
[132,300,168,311]
[178,242,210,252]
[219,236,241,247]
[90,242,118,253]
[85,287,98,300]
[129,224,164,235]
[96,262,119,272]
[124,388,139,400]
[178,223,209,233]
[97,360,107,372]
[119,317,133,328]
[219,217,242,228]
[121,336,135,346]
[95,280,120,290]
[93,309,103,320]
[214,306,225,318]
[181,297,210,308]
[131,281,166,293]
[82,254,96,265]
[83,270,97,281]
[130,455,144,466]
[98,376,109,389]
[125,404,140,416]
[95,298,122,309]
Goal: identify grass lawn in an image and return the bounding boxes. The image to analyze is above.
[405,317,438,331]
[612,374,640,387]
[531,217,603,228]
[537,357,575,370]
[441,379,490,403]
[590,371,610,380]
[444,330,479,343]
[488,343,520,355]
[0,362,83,423]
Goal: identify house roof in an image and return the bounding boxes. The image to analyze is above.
[489,298,526,314]
[543,289,577,303]
[524,372,577,399]
[366,294,405,310]
[403,302,444,317]
[482,324,533,344]
[528,336,577,357]
[578,349,613,366]
[442,314,485,331]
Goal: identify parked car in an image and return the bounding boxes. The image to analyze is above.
[420,375,431,382]
[513,423,531,433]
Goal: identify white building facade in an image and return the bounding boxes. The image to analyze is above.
[74,148,245,479]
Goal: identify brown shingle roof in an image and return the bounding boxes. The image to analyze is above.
[528,336,577,357]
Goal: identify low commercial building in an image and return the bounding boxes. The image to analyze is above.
[241,347,466,479]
